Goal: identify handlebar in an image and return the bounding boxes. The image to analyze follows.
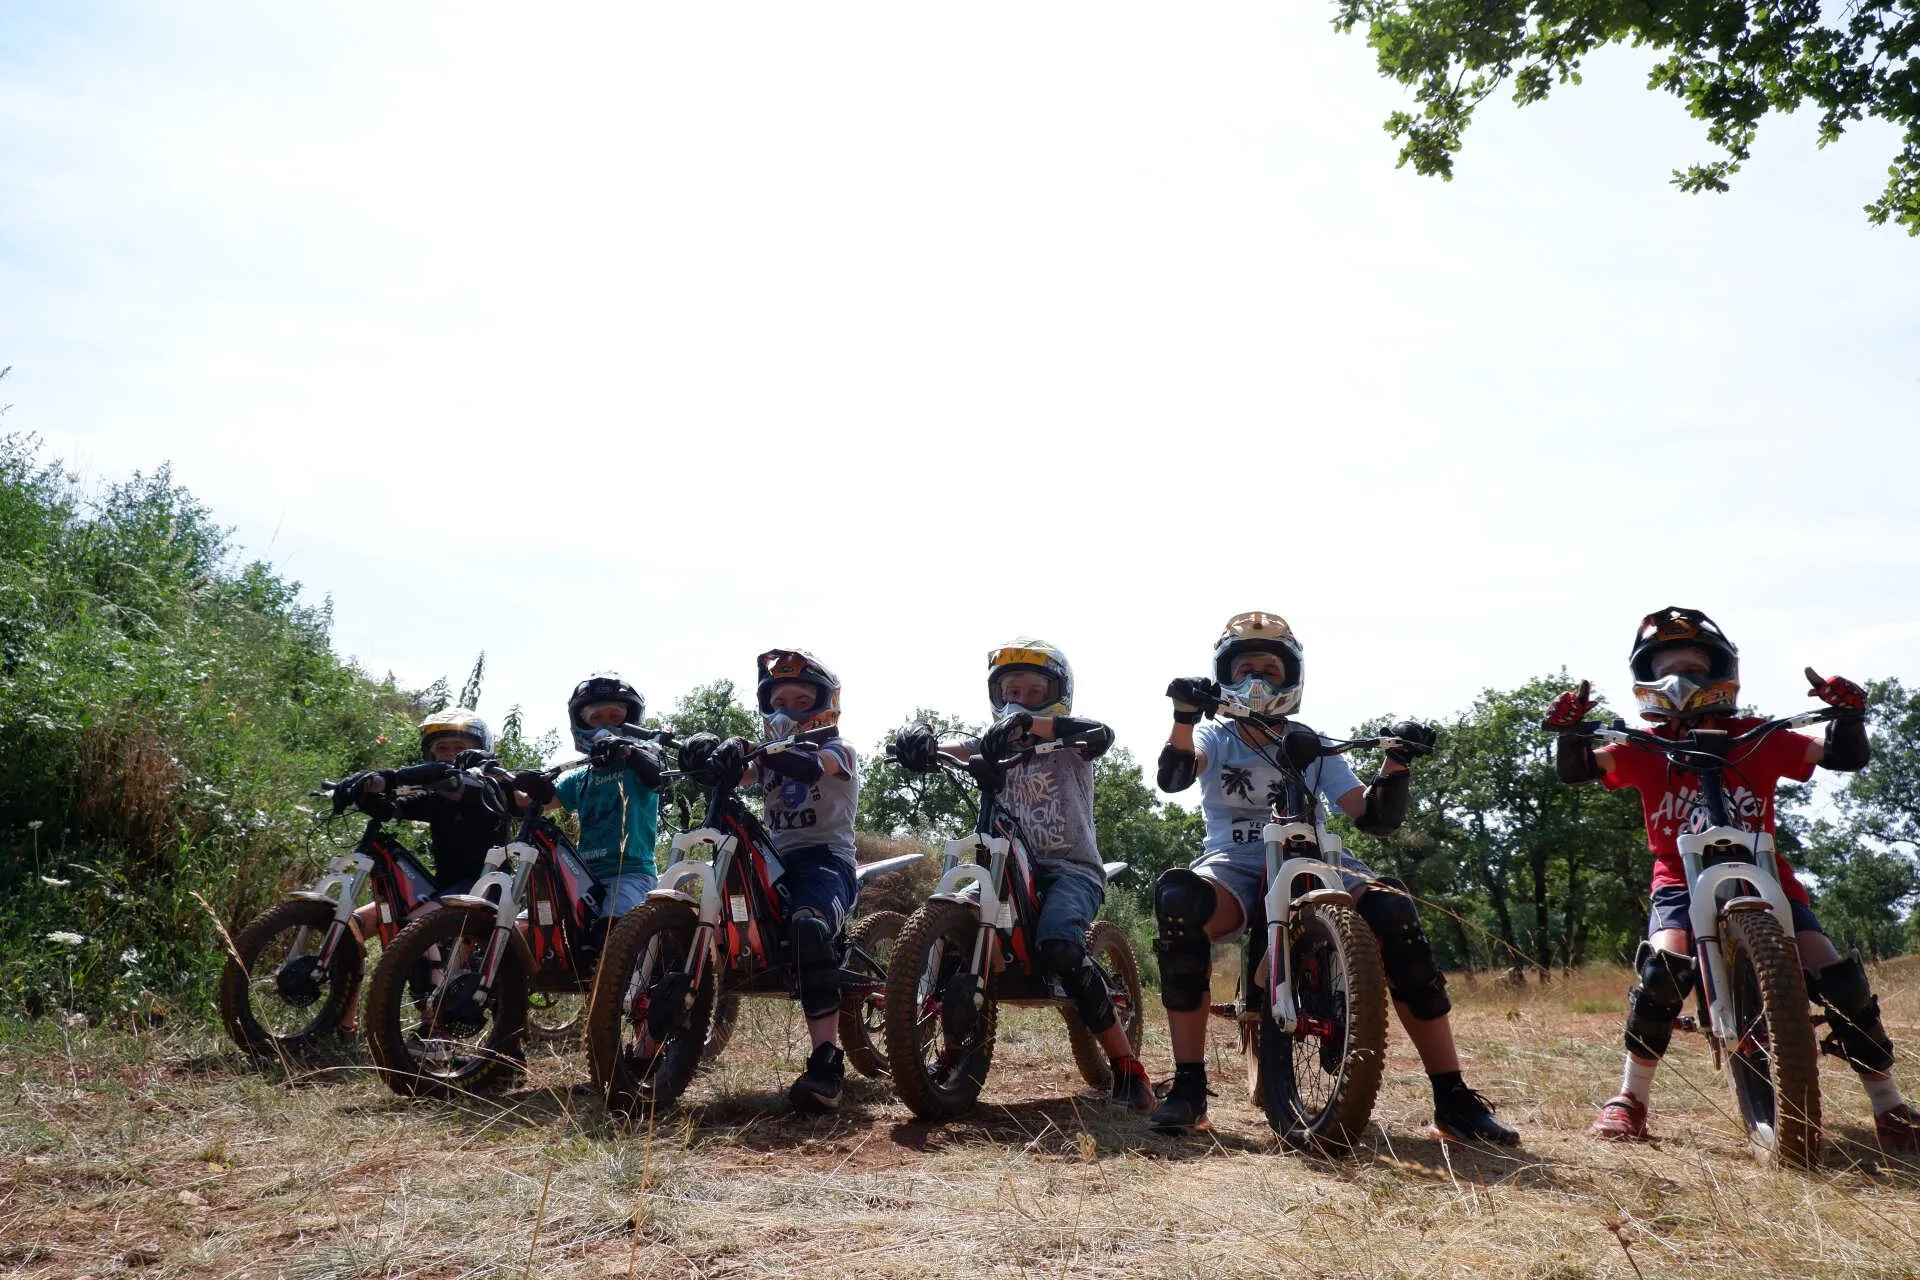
[1552,707,1839,767]
[885,733,1103,782]
[1208,699,1432,761]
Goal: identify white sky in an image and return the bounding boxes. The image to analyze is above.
[4,3,1918,796]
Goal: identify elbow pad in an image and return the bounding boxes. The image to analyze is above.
[1821,716,1870,773]
[1054,716,1114,759]
[760,745,826,785]
[1556,735,1606,785]
[1356,770,1410,836]
[1157,744,1197,792]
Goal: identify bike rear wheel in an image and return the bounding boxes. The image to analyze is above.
[364,907,528,1098]
[588,899,715,1118]
[884,898,997,1121]
[218,898,363,1058]
[1062,920,1146,1090]
[526,991,587,1048]
[842,910,906,1079]
[1722,908,1822,1167]
[1259,903,1388,1151]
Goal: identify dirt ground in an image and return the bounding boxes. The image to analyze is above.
[3,960,1918,1279]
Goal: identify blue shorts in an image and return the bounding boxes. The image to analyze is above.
[1034,867,1105,946]
[779,844,857,936]
[1648,883,1823,939]
[1191,845,1380,941]
[599,870,658,919]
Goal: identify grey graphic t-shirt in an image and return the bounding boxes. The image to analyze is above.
[966,735,1103,888]
[756,739,860,869]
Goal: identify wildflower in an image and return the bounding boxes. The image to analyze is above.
[121,947,142,965]
[39,876,70,887]
[46,931,85,946]
[27,820,43,831]
[376,734,389,745]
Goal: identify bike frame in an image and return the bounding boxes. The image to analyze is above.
[291,824,437,972]
[1582,708,1834,1050]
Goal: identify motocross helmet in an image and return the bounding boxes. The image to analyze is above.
[756,648,841,738]
[418,707,494,760]
[986,639,1073,716]
[1213,611,1303,717]
[567,672,646,753]
[1629,607,1740,722]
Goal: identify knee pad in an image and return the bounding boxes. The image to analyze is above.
[1039,937,1116,1034]
[791,911,842,1021]
[1624,941,1696,1060]
[1809,956,1895,1074]
[1356,878,1450,1021]
[1154,868,1215,1013]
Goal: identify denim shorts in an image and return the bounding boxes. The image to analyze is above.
[1033,867,1105,946]
[778,844,858,934]
[1647,883,1823,939]
[1191,845,1380,941]
[599,870,659,920]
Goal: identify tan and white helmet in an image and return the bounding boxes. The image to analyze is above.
[986,639,1073,715]
[417,707,493,759]
[1213,611,1304,716]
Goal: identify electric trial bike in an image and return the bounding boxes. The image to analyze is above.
[586,729,921,1116]
[1553,706,1845,1167]
[217,761,453,1057]
[362,755,612,1097]
[1196,696,1427,1150]
[880,736,1145,1122]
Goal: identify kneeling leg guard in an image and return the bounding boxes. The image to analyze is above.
[1624,940,1696,1060]
[791,910,842,1021]
[1154,868,1216,1013]
[1038,936,1116,1035]
[1808,955,1896,1074]
[1356,878,1452,1021]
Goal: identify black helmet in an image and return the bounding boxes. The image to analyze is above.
[1628,607,1740,722]
[568,672,645,753]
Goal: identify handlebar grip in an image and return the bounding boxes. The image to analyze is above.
[394,761,458,786]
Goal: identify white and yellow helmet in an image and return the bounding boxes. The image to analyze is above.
[417,707,494,759]
[986,639,1073,716]
[1213,611,1304,717]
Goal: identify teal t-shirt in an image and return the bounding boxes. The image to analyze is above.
[552,764,660,883]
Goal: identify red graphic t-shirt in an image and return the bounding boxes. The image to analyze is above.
[1601,716,1819,903]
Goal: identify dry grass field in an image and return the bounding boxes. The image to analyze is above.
[3,959,1918,1280]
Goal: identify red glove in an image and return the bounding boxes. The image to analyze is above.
[1806,667,1866,714]
[1543,680,1593,730]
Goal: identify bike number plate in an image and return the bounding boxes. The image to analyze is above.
[729,894,749,923]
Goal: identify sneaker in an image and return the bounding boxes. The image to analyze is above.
[1588,1092,1649,1142]
[789,1043,845,1114]
[1149,1074,1211,1133]
[1875,1103,1920,1154]
[1108,1056,1154,1112]
[1432,1086,1520,1146]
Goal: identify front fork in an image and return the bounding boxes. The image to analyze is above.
[289,853,372,972]
[1260,823,1356,1034]
[1680,830,1795,1056]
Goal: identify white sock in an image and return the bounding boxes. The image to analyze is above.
[1862,1073,1906,1116]
[1620,1055,1657,1102]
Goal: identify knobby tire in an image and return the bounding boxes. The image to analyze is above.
[1722,909,1822,1167]
[363,905,528,1098]
[884,898,997,1121]
[1259,903,1388,1151]
[587,898,714,1119]
[842,910,906,1079]
[217,898,362,1058]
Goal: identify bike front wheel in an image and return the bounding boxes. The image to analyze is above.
[218,898,363,1058]
[363,906,528,1098]
[1259,902,1388,1151]
[842,909,906,1079]
[883,898,996,1121]
[587,898,715,1119]
[1722,909,1822,1167]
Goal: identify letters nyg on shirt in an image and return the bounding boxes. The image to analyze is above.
[757,740,860,868]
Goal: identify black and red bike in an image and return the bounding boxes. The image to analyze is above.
[586,728,920,1116]
[217,761,454,1058]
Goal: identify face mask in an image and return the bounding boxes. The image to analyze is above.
[1223,677,1279,704]
[764,711,798,741]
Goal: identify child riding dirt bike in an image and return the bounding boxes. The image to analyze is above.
[1150,611,1518,1145]
[675,648,863,1112]
[890,638,1155,1110]
[1546,606,1918,1154]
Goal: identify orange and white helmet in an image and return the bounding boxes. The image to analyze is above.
[756,648,842,736]
[1213,611,1304,717]
[417,707,493,759]
[1629,607,1739,722]
[986,639,1073,715]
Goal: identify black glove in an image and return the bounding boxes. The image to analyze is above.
[453,748,496,771]
[893,722,942,773]
[677,732,720,775]
[344,770,398,820]
[334,770,377,815]
[981,710,1034,761]
[625,743,667,789]
[513,769,556,807]
[590,733,633,768]
[1383,720,1437,765]
[1166,676,1221,724]
[707,736,750,783]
